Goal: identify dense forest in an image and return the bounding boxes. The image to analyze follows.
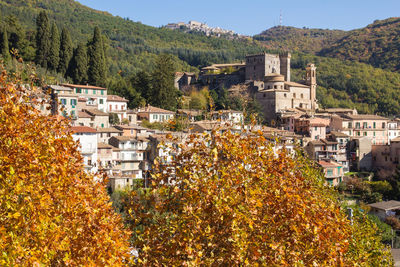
[254,26,347,55]
[255,18,400,73]
[1,0,400,116]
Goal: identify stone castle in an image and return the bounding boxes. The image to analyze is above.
[247,52,317,123]
[177,52,318,124]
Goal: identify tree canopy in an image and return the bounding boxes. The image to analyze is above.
[128,130,393,265]
[0,65,132,265]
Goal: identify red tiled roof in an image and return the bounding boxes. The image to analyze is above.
[137,105,175,114]
[61,83,107,90]
[107,94,128,102]
[70,126,97,133]
[318,160,341,167]
[78,111,92,118]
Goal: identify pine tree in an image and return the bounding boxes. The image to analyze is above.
[48,22,60,71]
[58,28,73,76]
[35,11,51,68]
[68,43,88,84]
[150,54,179,110]
[87,27,106,86]
[0,27,10,62]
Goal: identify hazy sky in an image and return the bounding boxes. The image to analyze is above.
[77,0,400,35]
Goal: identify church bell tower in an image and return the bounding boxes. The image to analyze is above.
[306,63,317,110]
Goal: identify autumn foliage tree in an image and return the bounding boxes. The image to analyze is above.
[0,66,132,265]
[128,131,392,266]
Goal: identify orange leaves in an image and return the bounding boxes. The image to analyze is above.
[0,65,132,265]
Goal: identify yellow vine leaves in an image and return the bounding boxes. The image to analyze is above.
[0,66,132,265]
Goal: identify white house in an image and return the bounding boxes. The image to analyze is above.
[70,126,98,174]
[107,94,128,122]
[137,105,175,123]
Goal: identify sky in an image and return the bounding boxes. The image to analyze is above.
[78,0,400,36]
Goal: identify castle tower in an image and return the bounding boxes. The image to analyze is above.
[279,52,291,82]
[306,63,317,110]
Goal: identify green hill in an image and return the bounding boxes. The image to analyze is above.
[0,0,265,74]
[254,26,346,54]
[1,0,400,116]
[319,17,400,72]
[255,18,400,73]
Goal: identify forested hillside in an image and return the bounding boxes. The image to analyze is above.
[319,17,400,72]
[1,0,400,116]
[256,18,400,73]
[254,26,346,54]
[0,0,265,75]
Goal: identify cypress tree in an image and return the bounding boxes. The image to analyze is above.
[87,27,106,86]
[58,28,73,76]
[35,11,51,68]
[48,22,60,71]
[150,54,179,111]
[68,43,88,84]
[0,27,11,62]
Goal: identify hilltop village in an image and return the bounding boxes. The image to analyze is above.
[37,52,400,194]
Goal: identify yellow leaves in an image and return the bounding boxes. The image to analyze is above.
[0,65,132,265]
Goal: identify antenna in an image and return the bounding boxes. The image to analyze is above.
[279,10,283,26]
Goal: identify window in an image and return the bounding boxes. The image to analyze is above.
[357,132,360,136]
[115,104,118,110]
[363,122,367,129]
[293,93,296,98]
[373,122,376,129]
[382,122,386,129]
[363,132,367,136]
[71,110,75,116]
[327,169,333,176]
[101,90,104,95]
[85,89,88,94]
[99,99,103,104]
[107,133,111,137]
[101,123,104,128]
[263,93,266,98]
[315,127,318,131]
[109,105,112,111]
[284,93,287,98]
[348,122,353,128]
[93,90,96,94]
[60,99,66,105]
[355,122,360,129]
[373,132,376,137]
[301,93,303,98]
[76,88,82,93]
[70,99,77,106]
[274,85,277,89]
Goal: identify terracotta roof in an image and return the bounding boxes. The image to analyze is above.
[112,136,148,142]
[48,85,72,91]
[191,120,229,131]
[321,139,338,145]
[107,94,128,102]
[137,105,175,114]
[343,114,388,120]
[98,142,114,149]
[308,140,325,146]
[78,111,92,118]
[330,131,350,137]
[96,127,123,133]
[309,123,326,127]
[70,126,97,133]
[61,83,107,90]
[369,200,400,211]
[114,124,148,130]
[284,81,309,88]
[318,160,341,167]
[84,108,108,116]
